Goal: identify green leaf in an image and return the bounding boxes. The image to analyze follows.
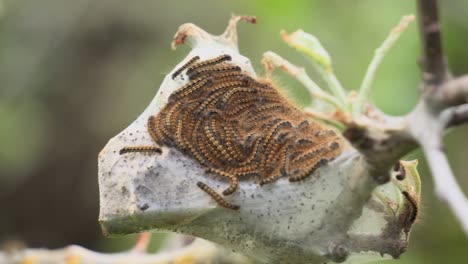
[281,30,332,72]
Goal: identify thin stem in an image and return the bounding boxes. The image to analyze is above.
[422,145,468,234]
[304,109,346,130]
[279,30,348,107]
[262,51,344,109]
[296,69,343,109]
[311,63,348,108]
[221,15,257,49]
[354,15,414,115]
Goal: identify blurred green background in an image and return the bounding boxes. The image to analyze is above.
[0,0,467,263]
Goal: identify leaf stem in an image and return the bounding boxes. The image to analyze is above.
[354,15,414,115]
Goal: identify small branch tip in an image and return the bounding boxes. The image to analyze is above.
[355,14,414,115]
[393,15,415,34]
[222,15,256,46]
[171,23,212,50]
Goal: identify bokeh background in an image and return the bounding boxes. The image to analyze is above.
[1,0,467,263]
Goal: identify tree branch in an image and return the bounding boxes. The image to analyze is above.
[412,0,468,235]
[417,0,449,89]
[422,145,468,233]
[446,103,468,127]
[439,75,468,106]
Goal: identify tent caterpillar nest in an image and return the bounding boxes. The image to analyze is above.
[121,55,343,209]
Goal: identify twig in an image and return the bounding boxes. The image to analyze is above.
[421,145,468,234]
[262,51,343,109]
[304,108,346,129]
[313,64,348,108]
[439,75,468,106]
[445,103,468,128]
[354,15,414,115]
[417,0,449,89]
[281,30,349,107]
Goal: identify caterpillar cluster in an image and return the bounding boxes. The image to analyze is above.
[122,54,343,209]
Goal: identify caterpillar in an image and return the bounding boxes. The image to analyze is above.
[172,56,200,80]
[197,181,240,210]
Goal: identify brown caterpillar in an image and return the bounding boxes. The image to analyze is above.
[400,190,419,236]
[172,56,200,79]
[188,64,241,80]
[119,146,162,155]
[401,191,418,225]
[186,54,232,76]
[197,181,240,210]
[121,55,343,210]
